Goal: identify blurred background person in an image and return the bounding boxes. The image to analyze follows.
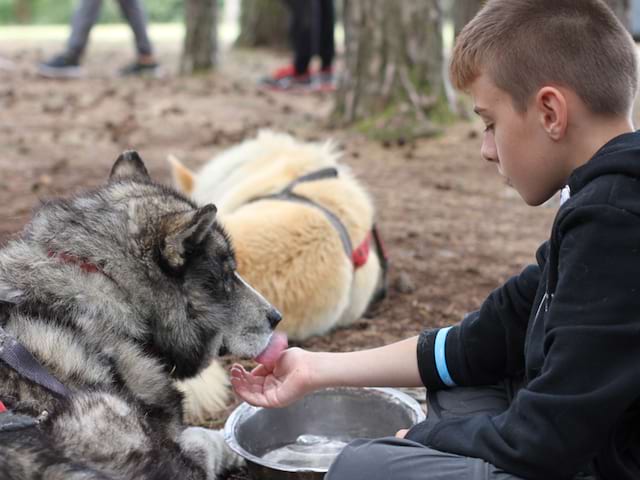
[260,0,335,92]
[38,0,159,78]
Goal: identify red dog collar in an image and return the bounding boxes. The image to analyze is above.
[48,251,101,274]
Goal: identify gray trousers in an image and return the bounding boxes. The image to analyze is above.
[325,383,597,480]
[66,0,153,60]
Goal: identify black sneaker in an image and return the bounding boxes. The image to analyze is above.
[37,54,83,79]
[118,61,159,77]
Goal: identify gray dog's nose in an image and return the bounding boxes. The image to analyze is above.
[267,308,282,328]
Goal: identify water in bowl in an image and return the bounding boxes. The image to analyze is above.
[261,434,349,469]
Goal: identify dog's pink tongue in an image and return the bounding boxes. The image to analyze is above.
[255,332,288,368]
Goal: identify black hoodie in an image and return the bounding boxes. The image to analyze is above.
[408,131,640,480]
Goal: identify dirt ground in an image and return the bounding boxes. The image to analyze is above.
[0,33,562,479]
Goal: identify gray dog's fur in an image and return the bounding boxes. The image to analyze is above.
[0,152,281,479]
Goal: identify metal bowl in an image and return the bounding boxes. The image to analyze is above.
[224,387,426,480]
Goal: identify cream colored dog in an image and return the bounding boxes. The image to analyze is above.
[172,130,387,422]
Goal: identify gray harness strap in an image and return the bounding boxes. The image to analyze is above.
[0,301,71,399]
[248,167,354,259]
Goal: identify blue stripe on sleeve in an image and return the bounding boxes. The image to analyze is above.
[434,326,456,387]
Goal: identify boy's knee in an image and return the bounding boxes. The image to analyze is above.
[325,438,393,480]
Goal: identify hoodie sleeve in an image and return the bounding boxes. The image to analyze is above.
[407,205,640,479]
[416,244,544,390]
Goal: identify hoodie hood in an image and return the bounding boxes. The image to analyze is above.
[567,130,640,196]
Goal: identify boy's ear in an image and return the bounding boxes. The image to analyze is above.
[535,86,568,141]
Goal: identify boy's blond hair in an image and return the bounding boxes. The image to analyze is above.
[451,0,638,115]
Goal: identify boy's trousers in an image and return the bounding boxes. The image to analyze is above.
[325,383,597,480]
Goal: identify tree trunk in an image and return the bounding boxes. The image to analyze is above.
[13,0,32,24]
[333,0,451,140]
[236,0,290,49]
[604,0,631,31]
[453,0,484,38]
[181,0,218,74]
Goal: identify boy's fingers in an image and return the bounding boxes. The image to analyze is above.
[230,365,268,385]
[241,368,266,385]
[251,364,270,376]
[230,377,261,395]
[231,378,268,406]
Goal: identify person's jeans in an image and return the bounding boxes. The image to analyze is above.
[67,0,153,60]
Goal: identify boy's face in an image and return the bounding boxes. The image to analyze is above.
[469,73,567,206]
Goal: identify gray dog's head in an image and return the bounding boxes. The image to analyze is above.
[23,151,281,380]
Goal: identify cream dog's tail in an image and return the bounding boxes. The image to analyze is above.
[168,154,196,195]
[176,360,230,425]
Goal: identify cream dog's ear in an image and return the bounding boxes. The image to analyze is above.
[168,154,195,194]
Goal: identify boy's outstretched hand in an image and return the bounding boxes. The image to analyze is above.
[232,336,423,408]
[230,347,313,408]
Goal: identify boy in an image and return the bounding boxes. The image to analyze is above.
[231,1,640,478]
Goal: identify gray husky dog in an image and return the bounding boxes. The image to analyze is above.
[0,152,282,479]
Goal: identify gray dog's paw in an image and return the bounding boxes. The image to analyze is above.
[180,426,244,478]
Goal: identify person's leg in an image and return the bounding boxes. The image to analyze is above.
[317,0,335,71]
[326,383,519,480]
[66,0,103,60]
[259,0,312,90]
[115,0,154,59]
[115,0,158,75]
[326,437,525,480]
[38,0,101,77]
[327,381,595,480]
[286,0,313,75]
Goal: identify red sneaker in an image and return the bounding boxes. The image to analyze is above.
[271,64,297,80]
[259,65,312,91]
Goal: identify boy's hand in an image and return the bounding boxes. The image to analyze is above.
[395,429,409,439]
[230,347,313,408]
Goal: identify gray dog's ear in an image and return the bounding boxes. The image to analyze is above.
[110,150,151,182]
[160,204,218,271]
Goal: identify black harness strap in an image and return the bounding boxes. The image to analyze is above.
[245,167,389,307]
[0,300,71,400]
[248,167,355,259]
[280,167,340,191]
[371,224,389,275]
[0,327,71,399]
[261,191,354,258]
